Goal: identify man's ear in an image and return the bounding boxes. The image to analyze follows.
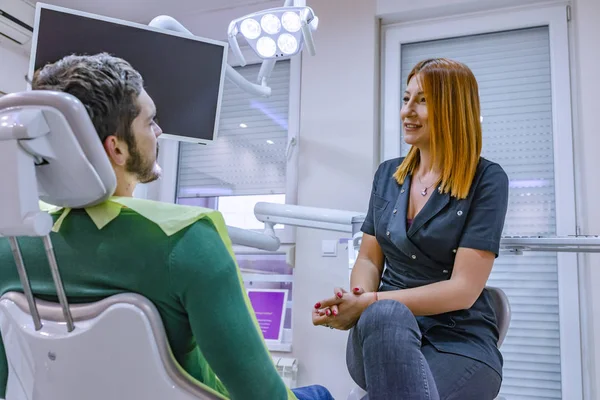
[103,135,128,166]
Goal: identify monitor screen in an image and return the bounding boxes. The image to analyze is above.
[29,4,228,144]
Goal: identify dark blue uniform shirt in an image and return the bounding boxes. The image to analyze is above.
[361,157,509,377]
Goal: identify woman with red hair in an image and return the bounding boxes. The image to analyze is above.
[313,58,509,400]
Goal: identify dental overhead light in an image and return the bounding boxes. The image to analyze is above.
[226,2,318,85]
[228,6,318,65]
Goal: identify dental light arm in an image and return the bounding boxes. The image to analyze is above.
[227,225,280,251]
[255,202,364,233]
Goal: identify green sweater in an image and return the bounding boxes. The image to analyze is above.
[0,208,291,400]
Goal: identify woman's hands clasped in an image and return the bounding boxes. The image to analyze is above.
[312,287,377,331]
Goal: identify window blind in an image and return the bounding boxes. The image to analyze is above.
[401,26,562,399]
[177,60,290,197]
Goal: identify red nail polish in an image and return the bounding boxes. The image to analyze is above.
[337,292,343,298]
[314,302,321,309]
[333,310,338,316]
[326,310,331,316]
[353,287,360,292]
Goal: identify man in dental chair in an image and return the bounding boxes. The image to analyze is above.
[0,53,332,400]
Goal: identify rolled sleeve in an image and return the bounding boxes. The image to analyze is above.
[361,163,384,236]
[458,164,509,257]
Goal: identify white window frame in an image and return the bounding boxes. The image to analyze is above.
[150,45,301,245]
[381,4,582,399]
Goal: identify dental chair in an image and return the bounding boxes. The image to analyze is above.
[347,286,511,400]
[0,91,223,400]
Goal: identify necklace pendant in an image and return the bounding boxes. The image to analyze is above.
[421,188,428,196]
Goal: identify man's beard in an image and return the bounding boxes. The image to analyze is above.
[126,140,161,184]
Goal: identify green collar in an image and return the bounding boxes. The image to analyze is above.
[41,197,221,237]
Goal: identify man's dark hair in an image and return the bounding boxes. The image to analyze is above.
[32,53,144,149]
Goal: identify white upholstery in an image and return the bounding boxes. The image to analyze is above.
[0,90,116,210]
[0,292,223,400]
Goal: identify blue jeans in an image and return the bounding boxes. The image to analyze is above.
[346,300,502,400]
[292,384,334,400]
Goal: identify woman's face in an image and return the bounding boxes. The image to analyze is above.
[400,75,430,148]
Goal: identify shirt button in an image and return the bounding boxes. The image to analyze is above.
[393,209,397,214]
[457,210,463,216]
[452,249,457,253]
[386,231,390,237]
[400,189,405,193]
[443,270,449,273]
[411,254,417,259]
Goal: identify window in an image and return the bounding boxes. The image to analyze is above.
[179,194,285,230]
[175,58,299,351]
[382,5,581,399]
[176,60,296,240]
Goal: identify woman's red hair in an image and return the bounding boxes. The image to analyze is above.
[394,58,482,199]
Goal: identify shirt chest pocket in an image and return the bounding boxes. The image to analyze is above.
[372,195,390,236]
[373,194,389,210]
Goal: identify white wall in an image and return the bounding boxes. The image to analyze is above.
[570,0,600,397]
[0,44,29,94]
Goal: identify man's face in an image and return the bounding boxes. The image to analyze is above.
[127,90,163,183]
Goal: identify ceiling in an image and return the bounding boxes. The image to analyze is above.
[35,0,277,24]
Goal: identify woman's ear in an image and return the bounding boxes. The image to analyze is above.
[103,135,128,166]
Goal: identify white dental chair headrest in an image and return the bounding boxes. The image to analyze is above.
[0,90,116,209]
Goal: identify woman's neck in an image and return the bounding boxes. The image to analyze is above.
[415,149,438,179]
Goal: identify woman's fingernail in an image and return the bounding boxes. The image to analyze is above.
[326,309,331,316]
[337,292,343,298]
[314,302,321,309]
[353,287,360,292]
[333,310,338,316]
